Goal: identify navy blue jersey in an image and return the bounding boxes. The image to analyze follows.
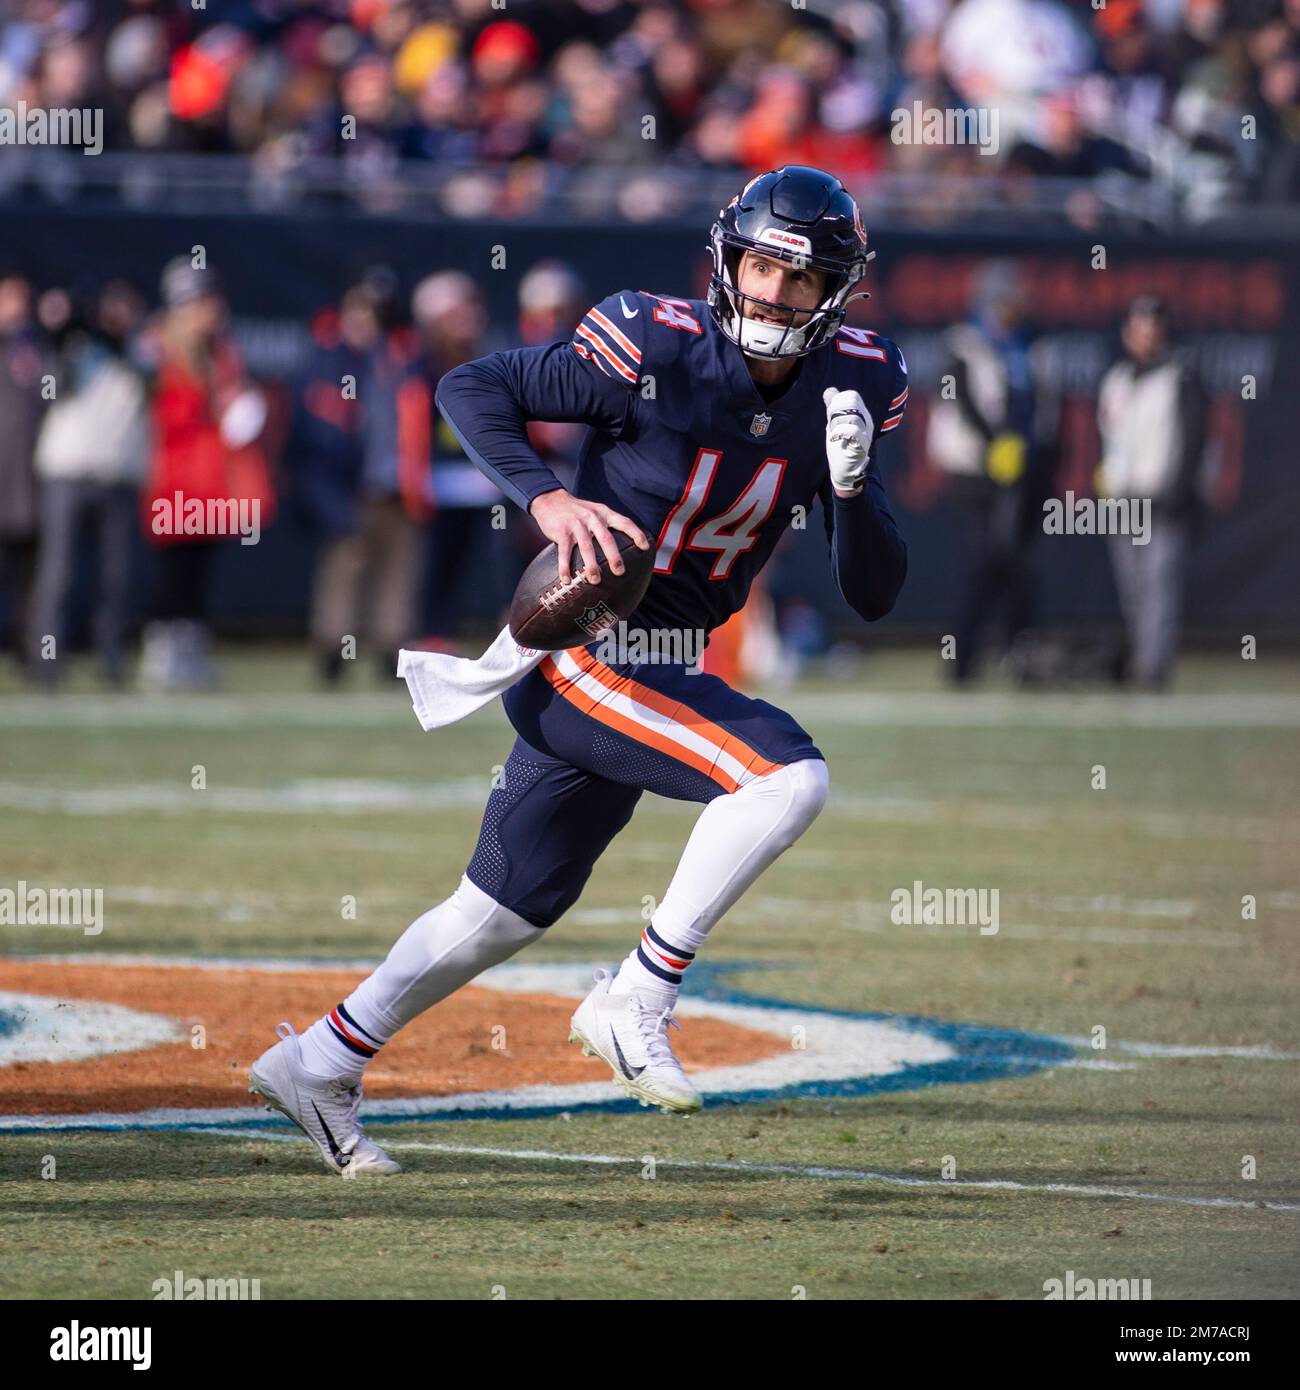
[436,289,908,639]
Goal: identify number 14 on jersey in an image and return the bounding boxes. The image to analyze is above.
[654,449,787,580]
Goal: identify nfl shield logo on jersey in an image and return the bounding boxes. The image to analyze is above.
[749,412,772,438]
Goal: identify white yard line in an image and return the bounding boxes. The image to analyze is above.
[0,778,490,816]
[839,916,1246,947]
[1024,894,1200,917]
[788,691,1300,729]
[580,906,1243,947]
[2,777,1295,848]
[991,923,1242,946]
[103,884,424,912]
[0,694,413,729]
[1051,1036,1300,1060]
[3,689,1299,729]
[5,951,390,973]
[205,827,439,853]
[200,1130,1300,1214]
[827,794,1298,843]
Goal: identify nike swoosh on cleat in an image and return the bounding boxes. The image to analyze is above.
[311,1101,344,1160]
[620,296,638,318]
[611,1034,645,1079]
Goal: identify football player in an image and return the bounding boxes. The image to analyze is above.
[250,165,909,1173]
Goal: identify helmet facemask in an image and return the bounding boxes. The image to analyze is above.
[708,225,867,361]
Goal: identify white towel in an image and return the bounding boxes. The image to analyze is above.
[396,625,548,731]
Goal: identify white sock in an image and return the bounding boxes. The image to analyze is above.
[299,875,540,1081]
[610,760,829,1001]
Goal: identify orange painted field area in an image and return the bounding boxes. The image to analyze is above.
[1,962,785,1116]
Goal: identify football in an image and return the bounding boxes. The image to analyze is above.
[509,532,653,651]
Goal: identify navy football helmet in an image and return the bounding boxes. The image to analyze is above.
[707,165,872,360]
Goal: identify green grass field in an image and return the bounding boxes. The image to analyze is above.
[2,646,1298,1300]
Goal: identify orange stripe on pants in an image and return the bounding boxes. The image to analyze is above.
[540,646,782,793]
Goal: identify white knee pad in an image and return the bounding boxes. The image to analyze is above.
[403,875,540,988]
[787,757,830,820]
[650,758,831,944]
[744,758,829,850]
[347,875,539,1039]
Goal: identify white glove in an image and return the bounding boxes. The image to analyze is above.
[823,387,874,495]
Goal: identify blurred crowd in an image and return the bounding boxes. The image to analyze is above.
[3,0,1298,214]
[0,0,1271,691]
[0,247,1211,693]
[0,253,591,691]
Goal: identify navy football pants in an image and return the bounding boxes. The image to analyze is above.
[465,645,823,928]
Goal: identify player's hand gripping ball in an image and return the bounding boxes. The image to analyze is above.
[823,387,875,495]
[511,491,653,651]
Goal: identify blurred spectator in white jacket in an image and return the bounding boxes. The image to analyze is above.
[1097,295,1206,689]
[30,280,151,687]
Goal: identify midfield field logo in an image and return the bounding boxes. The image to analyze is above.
[0,957,1072,1133]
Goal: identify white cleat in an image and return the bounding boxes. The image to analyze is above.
[248,1023,401,1176]
[568,969,702,1114]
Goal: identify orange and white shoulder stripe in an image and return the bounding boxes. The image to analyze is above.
[586,306,641,366]
[879,385,908,434]
[571,302,642,384]
[540,645,781,793]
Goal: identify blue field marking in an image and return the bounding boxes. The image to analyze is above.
[0,960,1076,1134]
[0,1008,22,1040]
[342,965,1072,1124]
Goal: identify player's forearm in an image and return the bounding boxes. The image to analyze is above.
[829,471,908,621]
[435,356,565,512]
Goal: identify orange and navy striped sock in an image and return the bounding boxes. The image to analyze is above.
[299,1002,386,1081]
[610,922,702,998]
